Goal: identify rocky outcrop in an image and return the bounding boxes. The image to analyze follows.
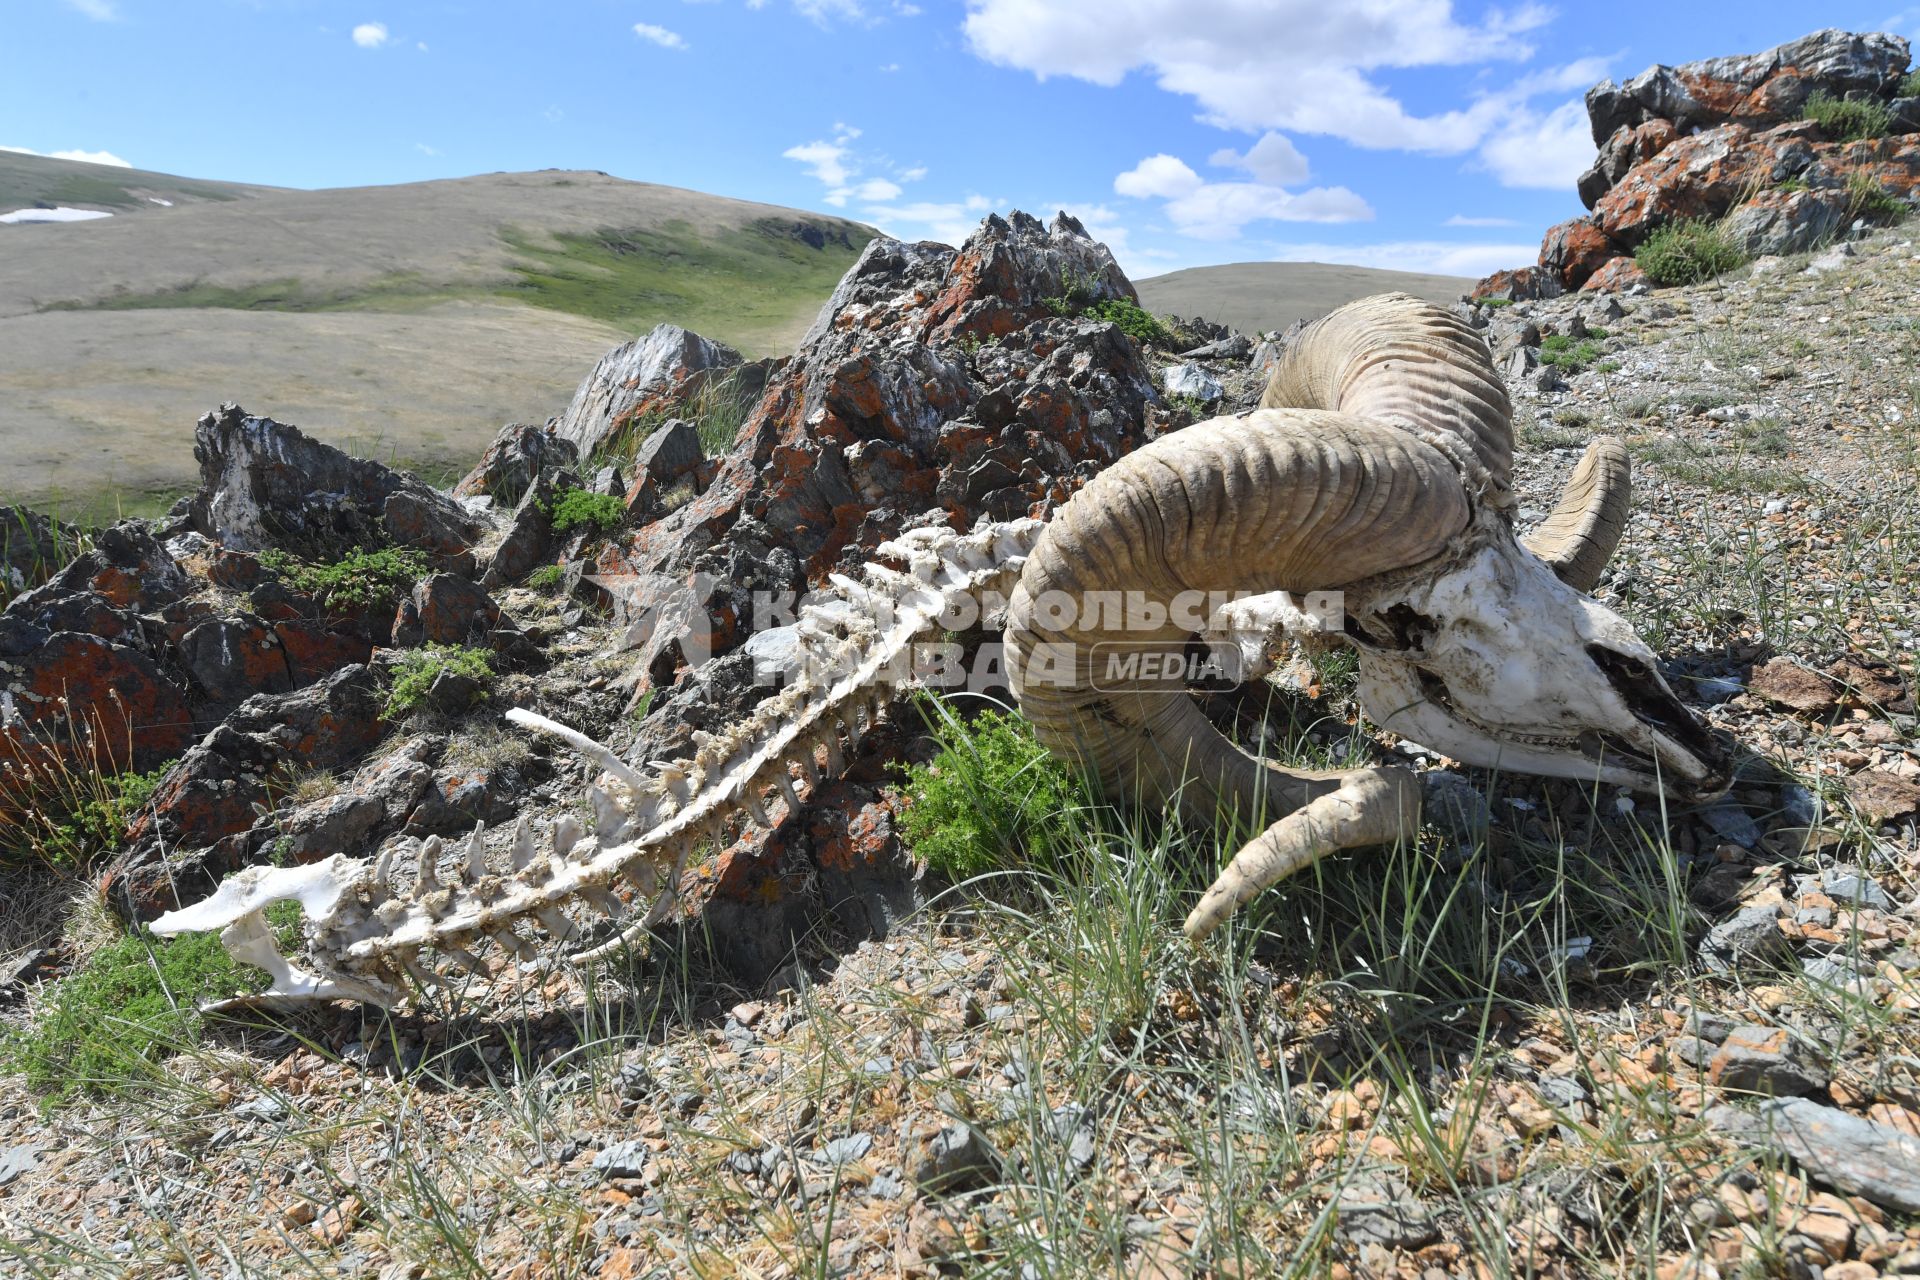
[1477,28,1918,298]
[189,405,488,569]
[452,422,579,505]
[555,324,744,461]
[0,507,78,606]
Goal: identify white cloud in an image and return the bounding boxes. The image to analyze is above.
[784,139,854,188]
[1445,214,1520,227]
[964,0,1548,153]
[1478,98,1594,189]
[1208,132,1309,186]
[415,142,440,156]
[898,165,927,181]
[352,22,389,49]
[795,0,868,24]
[880,62,902,72]
[544,105,565,123]
[64,0,117,19]
[633,22,689,49]
[863,195,998,246]
[1271,239,1537,278]
[1116,147,1368,239]
[1114,154,1201,200]
[417,41,429,52]
[1,144,132,168]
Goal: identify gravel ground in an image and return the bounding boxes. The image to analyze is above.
[3,230,1919,1279]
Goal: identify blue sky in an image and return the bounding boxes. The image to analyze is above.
[8,1,1920,279]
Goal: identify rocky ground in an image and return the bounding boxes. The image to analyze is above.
[0,200,1917,1279]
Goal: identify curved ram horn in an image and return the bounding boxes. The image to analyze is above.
[1521,436,1631,594]
[1262,292,1514,504]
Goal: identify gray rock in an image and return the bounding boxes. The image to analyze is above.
[1805,243,1857,275]
[0,1144,42,1188]
[1795,866,1892,910]
[592,1140,652,1180]
[1706,1097,1920,1213]
[1162,362,1224,402]
[283,793,384,861]
[1177,334,1251,361]
[815,1133,874,1166]
[1723,191,1847,258]
[632,419,704,488]
[910,1123,1000,1194]
[452,422,578,506]
[1671,1035,1717,1069]
[556,325,742,459]
[1422,770,1493,839]
[1049,1103,1097,1173]
[1700,905,1791,973]
[232,1096,289,1123]
[1334,1178,1439,1249]
[1707,1025,1830,1096]
[1248,339,1284,378]
[1701,803,1762,848]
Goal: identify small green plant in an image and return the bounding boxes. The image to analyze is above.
[526,563,566,592]
[1800,91,1891,141]
[1846,170,1908,225]
[1082,298,1174,346]
[1903,70,1920,97]
[1477,296,1513,308]
[0,762,168,871]
[3,904,300,1103]
[543,487,626,536]
[895,701,1088,880]
[1539,333,1607,372]
[1635,220,1747,286]
[1774,175,1809,193]
[257,545,427,611]
[385,645,494,716]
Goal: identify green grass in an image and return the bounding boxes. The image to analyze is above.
[544,487,626,536]
[258,545,428,612]
[1042,270,1177,347]
[499,218,869,356]
[42,272,454,316]
[894,700,1089,880]
[0,506,86,611]
[1904,70,1920,98]
[1800,91,1892,141]
[1846,170,1909,225]
[3,904,297,1104]
[1539,332,1608,373]
[0,760,169,872]
[386,644,495,716]
[1635,220,1747,286]
[526,563,566,592]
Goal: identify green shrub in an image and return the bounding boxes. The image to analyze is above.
[257,545,427,611]
[526,563,566,591]
[544,487,626,536]
[1904,70,1920,98]
[1846,170,1909,224]
[1082,298,1175,346]
[1477,296,1513,308]
[895,703,1089,880]
[385,645,494,716]
[1801,92,1891,141]
[0,762,169,871]
[1635,220,1747,286]
[3,905,297,1103]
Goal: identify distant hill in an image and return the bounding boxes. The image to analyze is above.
[0,156,874,514]
[1136,262,1475,337]
[0,151,281,216]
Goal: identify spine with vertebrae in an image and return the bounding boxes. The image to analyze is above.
[153,518,1044,1008]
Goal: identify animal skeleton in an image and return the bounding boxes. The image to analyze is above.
[154,293,1729,1005]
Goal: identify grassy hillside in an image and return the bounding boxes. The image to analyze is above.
[0,151,278,213]
[1136,260,1474,335]
[0,164,875,514]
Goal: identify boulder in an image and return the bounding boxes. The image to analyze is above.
[1470,266,1563,303]
[0,507,78,604]
[1538,216,1619,289]
[1162,362,1225,402]
[1722,187,1849,256]
[1586,29,1913,144]
[1582,257,1649,293]
[105,665,390,920]
[391,574,504,648]
[452,422,579,505]
[554,325,742,461]
[188,405,486,567]
[179,615,295,709]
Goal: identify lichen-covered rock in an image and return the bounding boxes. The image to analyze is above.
[391,574,504,648]
[1721,187,1850,255]
[554,324,742,461]
[1538,216,1620,289]
[1470,266,1563,303]
[0,506,78,605]
[1581,256,1649,293]
[188,404,486,567]
[105,665,390,920]
[452,422,579,505]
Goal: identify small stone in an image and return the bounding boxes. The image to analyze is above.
[0,1144,42,1188]
[311,1195,363,1246]
[1708,1026,1830,1097]
[1334,1179,1439,1249]
[1700,905,1791,973]
[910,1123,999,1194]
[592,1140,652,1180]
[1162,363,1224,402]
[1707,1099,1920,1214]
[816,1133,874,1166]
[1751,660,1839,715]
[1796,868,1892,911]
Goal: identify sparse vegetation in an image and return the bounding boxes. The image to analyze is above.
[257,545,427,611]
[1635,219,1747,286]
[1044,268,1176,346]
[1904,69,1920,97]
[1847,170,1910,225]
[385,644,495,716]
[2,906,297,1104]
[1800,90,1892,141]
[543,486,626,536]
[0,753,168,872]
[1539,332,1607,372]
[526,563,566,591]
